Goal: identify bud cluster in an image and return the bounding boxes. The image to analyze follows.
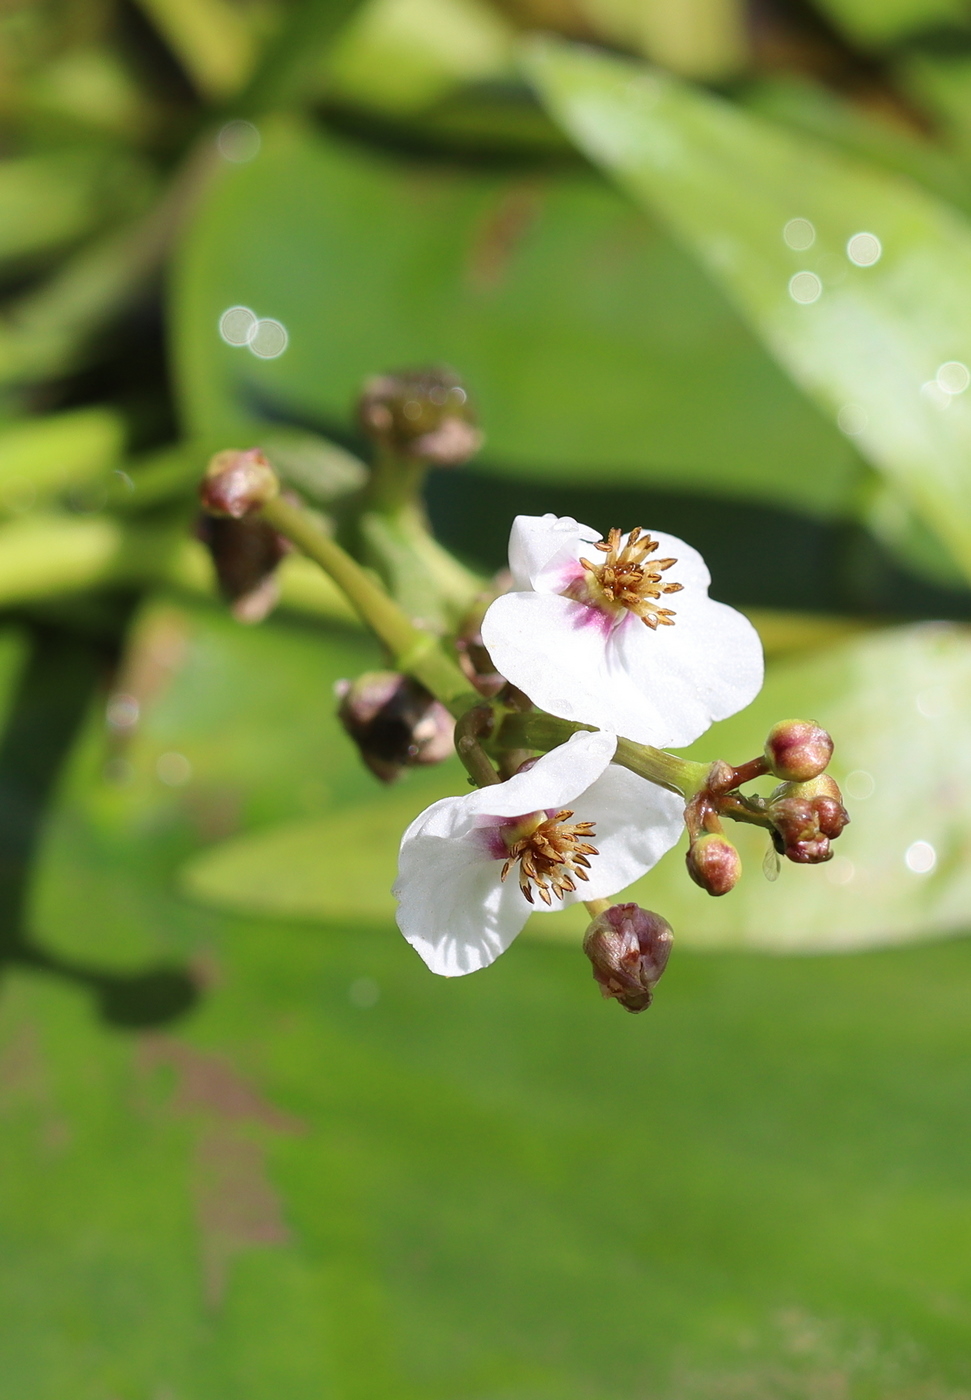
[687,718,848,881]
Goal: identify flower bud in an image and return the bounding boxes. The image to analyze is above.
[200,448,279,519]
[582,903,673,1013]
[357,368,482,466]
[336,671,454,783]
[767,774,849,864]
[764,719,834,782]
[197,514,290,623]
[686,832,741,896]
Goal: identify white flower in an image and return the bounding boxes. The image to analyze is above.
[480,514,763,748]
[394,730,683,977]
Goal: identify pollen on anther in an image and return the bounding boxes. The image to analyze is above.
[582,528,682,629]
[498,808,599,904]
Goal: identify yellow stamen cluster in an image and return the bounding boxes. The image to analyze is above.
[500,810,599,906]
[581,527,682,629]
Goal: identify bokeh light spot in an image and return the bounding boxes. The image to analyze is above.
[837,403,867,436]
[844,770,874,801]
[349,977,380,1008]
[783,218,815,250]
[156,751,192,786]
[847,232,881,266]
[248,318,288,359]
[217,120,261,163]
[218,305,256,346]
[904,840,936,874]
[789,271,821,304]
[936,361,970,395]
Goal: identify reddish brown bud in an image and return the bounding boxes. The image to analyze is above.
[582,903,673,1014]
[686,832,741,896]
[764,719,834,782]
[767,774,849,864]
[357,368,482,466]
[336,671,454,783]
[200,448,278,519]
[197,514,290,623]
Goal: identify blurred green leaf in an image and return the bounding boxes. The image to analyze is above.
[578,0,748,79]
[133,0,257,100]
[172,119,860,517]
[181,759,464,922]
[744,75,971,218]
[527,38,971,582]
[324,0,515,114]
[901,53,971,162]
[0,151,153,268]
[0,409,124,512]
[811,0,967,46]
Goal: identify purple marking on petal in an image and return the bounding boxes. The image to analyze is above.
[471,813,530,860]
[550,560,586,592]
[566,600,616,639]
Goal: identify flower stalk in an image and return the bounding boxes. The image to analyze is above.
[260,493,479,717]
[491,709,708,797]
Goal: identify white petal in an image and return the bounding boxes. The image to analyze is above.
[564,763,683,901]
[483,592,670,743]
[394,826,528,976]
[393,731,617,974]
[614,594,763,746]
[484,532,763,747]
[508,514,600,592]
[450,728,617,823]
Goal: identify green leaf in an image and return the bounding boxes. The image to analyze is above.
[811,0,966,46]
[8,603,971,1393]
[181,759,466,923]
[324,0,515,114]
[171,118,860,518]
[0,151,152,268]
[0,409,125,511]
[526,38,971,582]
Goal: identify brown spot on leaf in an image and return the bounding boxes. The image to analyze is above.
[138,1036,303,1134]
[466,182,544,293]
[194,1128,291,1307]
[137,1036,305,1308]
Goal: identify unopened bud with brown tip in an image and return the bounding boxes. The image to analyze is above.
[686,833,741,896]
[200,448,278,519]
[582,903,673,1013]
[767,773,849,864]
[357,367,482,467]
[764,719,834,782]
[336,671,454,783]
[197,514,290,623]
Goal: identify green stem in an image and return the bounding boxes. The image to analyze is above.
[364,448,429,516]
[493,710,708,797]
[454,706,501,788]
[260,494,478,716]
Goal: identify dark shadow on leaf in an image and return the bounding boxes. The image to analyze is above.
[0,618,202,1031]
